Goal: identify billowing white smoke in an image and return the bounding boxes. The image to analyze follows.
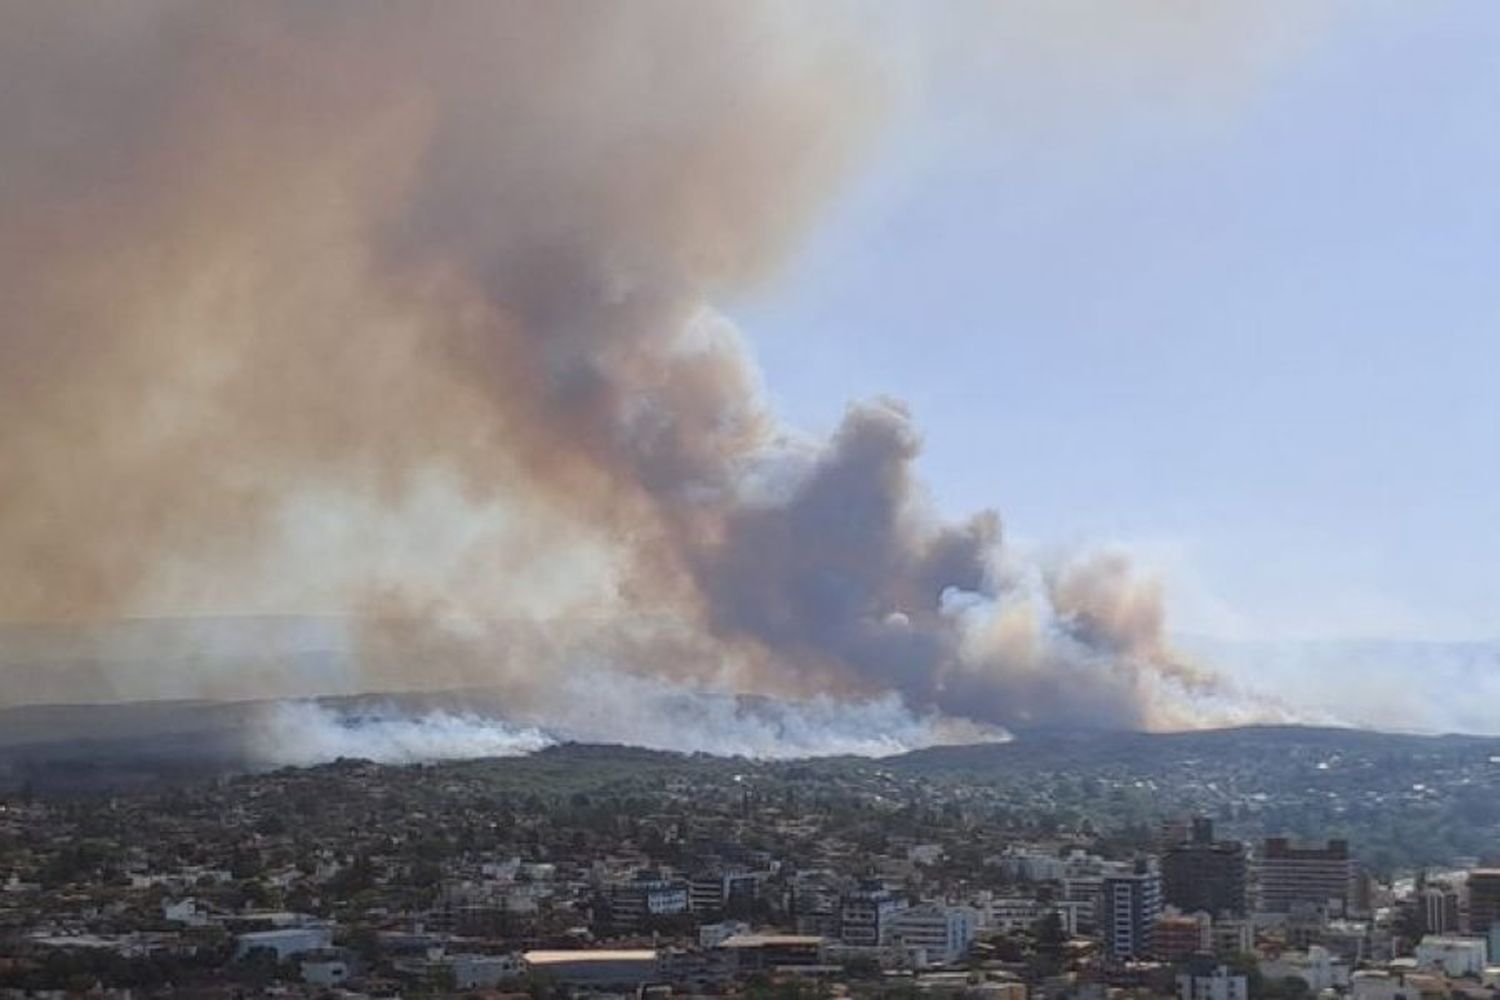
[525,670,1010,759]
[250,701,552,767]
[250,673,1010,766]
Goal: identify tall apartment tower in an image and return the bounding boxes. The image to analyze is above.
[1103,861,1163,960]
[1256,838,1353,915]
[1162,818,1248,917]
[1468,870,1500,935]
[1421,885,1461,936]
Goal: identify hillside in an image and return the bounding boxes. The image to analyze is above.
[3,702,1500,871]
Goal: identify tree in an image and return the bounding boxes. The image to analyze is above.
[343,924,383,967]
[1034,911,1067,949]
[1259,976,1310,1000]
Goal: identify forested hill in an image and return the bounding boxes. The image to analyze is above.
[3,701,1500,872]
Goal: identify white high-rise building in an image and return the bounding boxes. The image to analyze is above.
[1103,862,1162,960]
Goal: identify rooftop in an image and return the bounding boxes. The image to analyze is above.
[524,949,659,965]
[719,934,825,949]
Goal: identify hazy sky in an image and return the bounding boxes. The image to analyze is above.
[734,3,1500,643]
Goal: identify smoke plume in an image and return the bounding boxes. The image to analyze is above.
[0,1,1278,747]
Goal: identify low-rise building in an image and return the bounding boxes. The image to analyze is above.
[985,896,1085,935]
[1154,912,1211,962]
[1414,935,1488,977]
[889,903,981,964]
[1177,958,1248,1000]
[699,919,750,948]
[234,925,334,961]
[718,933,826,971]
[300,953,352,987]
[450,953,524,989]
[1259,945,1350,993]
[1209,917,1253,958]
[523,949,660,989]
[606,874,690,930]
[1351,969,1446,1000]
[841,883,906,947]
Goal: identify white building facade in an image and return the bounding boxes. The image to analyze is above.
[1414,935,1487,977]
[890,904,981,964]
[1177,964,1249,1000]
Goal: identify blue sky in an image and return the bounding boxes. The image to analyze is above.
[731,3,1500,643]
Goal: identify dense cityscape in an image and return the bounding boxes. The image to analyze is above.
[5,730,1500,999]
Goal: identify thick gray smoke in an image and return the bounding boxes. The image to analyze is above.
[0,1,1280,749]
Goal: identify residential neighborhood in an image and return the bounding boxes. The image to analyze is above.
[4,742,1500,999]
